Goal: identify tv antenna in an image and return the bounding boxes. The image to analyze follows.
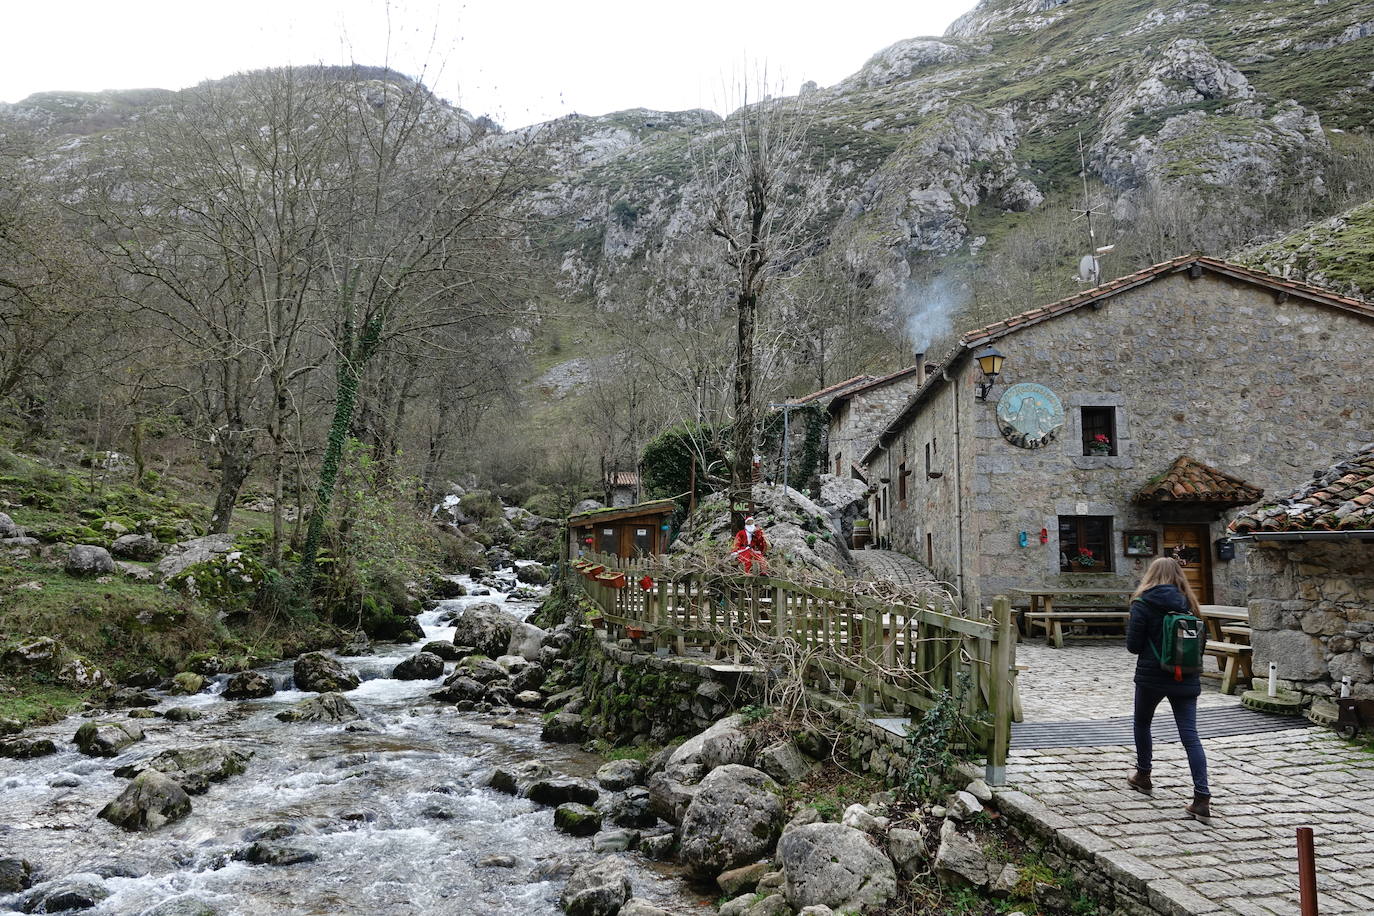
[1071,132,1114,285]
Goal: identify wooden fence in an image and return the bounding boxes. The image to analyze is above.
[569,551,1017,784]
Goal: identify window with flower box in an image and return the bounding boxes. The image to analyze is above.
[1059,516,1113,571]
[1081,407,1117,456]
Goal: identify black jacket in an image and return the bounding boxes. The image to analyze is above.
[1126,584,1202,694]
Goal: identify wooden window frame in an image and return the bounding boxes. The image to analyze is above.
[1058,515,1114,572]
[1080,406,1117,456]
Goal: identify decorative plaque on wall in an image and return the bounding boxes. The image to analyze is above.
[996,382,1064,449]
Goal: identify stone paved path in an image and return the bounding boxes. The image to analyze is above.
[850,548,942,588]
[1007,638,1374,915]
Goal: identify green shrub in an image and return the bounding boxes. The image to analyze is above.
[460,490,502,521]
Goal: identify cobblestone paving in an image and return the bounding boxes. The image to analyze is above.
[1007,639,1374,915]
[1009,730,1374,915]
[1016,639,1235,722]
[850,548,942,588]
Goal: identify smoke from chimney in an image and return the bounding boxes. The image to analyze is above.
[896,273,966,357]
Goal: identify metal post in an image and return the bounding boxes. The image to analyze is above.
[1297,827,1318,916]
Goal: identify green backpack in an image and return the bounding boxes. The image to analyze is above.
[1154,612,1205,681]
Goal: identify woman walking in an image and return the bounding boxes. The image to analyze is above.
[1125,557,1211,821]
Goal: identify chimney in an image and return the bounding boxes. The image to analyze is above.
[913,351,925,383]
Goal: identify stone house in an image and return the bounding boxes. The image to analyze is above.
[1229,443,1374,700]
[860,255,1374,612]
[822,363,929,480]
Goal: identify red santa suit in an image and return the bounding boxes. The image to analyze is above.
[732,520,768,574]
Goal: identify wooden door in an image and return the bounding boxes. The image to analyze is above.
[1162,525,1213,604]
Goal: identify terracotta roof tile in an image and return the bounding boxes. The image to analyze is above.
[1132,456,1264,507]
[1230,443,1374,533]
[788,374,874,405]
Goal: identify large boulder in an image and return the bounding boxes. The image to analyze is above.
[780,823,897,913]
[293,653,360,693]
[647,762,705,825]
[0,857,33,892]
[486,760,552,795]
[431,676,485,703]
[114,744,249,794]
[524,776,599,807]
[554,802,603,836]
[559,858,632,916]
[98,769,192,831]
[0,512,20,538]
[391,651,444,680]
[507,621,547,662]
[541,712,585,743]
[56,656,114,691]
[275,692,360,724]
[66,545,116,577]
[516,562,551,585]
[20,876,111,913]
[0,738,57,759]
[934,828,992,888]
[111,533,163,561]
[222,671,276,700]
[2,636,58,670]
[596,759,647,791]
[667,714,752,770]
[74,721,145,757]
[449,602,515,658]
[678,765,784,877]
[817,473,871,542]
[756,739,817,785]
[420,641,463,661]
[157,534,235,579]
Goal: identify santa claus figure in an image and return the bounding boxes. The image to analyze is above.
[731,515,768,574]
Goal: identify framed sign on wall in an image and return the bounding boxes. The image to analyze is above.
[1123,530,1158,557]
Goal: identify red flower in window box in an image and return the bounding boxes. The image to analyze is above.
[1075,547,1098,568]
[1089,433,1112,455]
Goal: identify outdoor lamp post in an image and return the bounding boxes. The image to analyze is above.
[974,347,1005,400]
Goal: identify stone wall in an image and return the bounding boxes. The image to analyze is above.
[869,269,1374,612]
[1246,539,1374,700]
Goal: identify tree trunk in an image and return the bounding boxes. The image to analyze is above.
[730,290,757,530]
[208,428,252,534]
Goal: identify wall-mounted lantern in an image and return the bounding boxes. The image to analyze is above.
[974,347,1006,401]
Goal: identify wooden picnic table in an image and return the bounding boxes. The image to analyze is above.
[1198,605,1249,641]
[1009,587,1134,648]
[1198,605,1253,694]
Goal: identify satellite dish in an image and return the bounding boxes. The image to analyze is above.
[1076,254,1100,285]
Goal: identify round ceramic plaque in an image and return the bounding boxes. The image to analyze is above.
[996,382,1064,449]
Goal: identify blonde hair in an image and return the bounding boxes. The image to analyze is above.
[1133,557,1200,614]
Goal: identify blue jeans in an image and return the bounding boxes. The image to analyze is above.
[1133,684,1210,797]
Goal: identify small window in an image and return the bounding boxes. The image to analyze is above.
[898,462,907,505]
[925,532,933,567]
[1081,407,1117,456]
[1059,516,1113,571]
[835,453,843,476]
[924,442,931,475]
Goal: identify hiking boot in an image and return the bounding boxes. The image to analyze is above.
[1186,793,1212,823]
[1127,769,1153,795]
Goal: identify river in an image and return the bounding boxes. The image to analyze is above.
[0,576,709,915]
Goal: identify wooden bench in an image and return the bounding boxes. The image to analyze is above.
[1204,640,1253,695]
[1024,611,1130,649]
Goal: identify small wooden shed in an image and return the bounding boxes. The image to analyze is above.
[568,498,677,560]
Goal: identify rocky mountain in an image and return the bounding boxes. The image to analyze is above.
[4,0,1374,358]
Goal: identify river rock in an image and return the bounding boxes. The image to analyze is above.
[420,641,463,661]
[667,714,751,771]
[679,765,783,877]
[128,709,161,719]
[278,692,361,724]
[66,544,117,576]
[111,533,162,561]
[541,712,585,743]
[718,862,770,897]
[57,656,114,690]
[115,744,250,794]
[451,657,506,683]
[234,842,318,867]
[99,769,192,831]
[0,738,58,759]
[157,534,235,579]
[559,858,632,916]
[756,739,816,784]
[139,896,220,916]
[478,855,518,868]
[887,826,929,878]
[222,671,276,699]
[647,762,705,824]
[432,676,486,703]
[75,721,145,756]
[618,898,669,916]
[638,833,675,860]
[513,689,544,707]
[0,511,19,538]
[20,875,110,912]
[392,651,444,680]
[487,760,551,795]
[934,828,992,888]
[596,759,647,791]
[841,803,882,833]
[484,685,514,706]
[592,828,639,853]
[554,802,602,836]
[510,662,545,692]
[601,786,656,829]
[0,857,33,892]
[525,776,599,807]
[780,822,897,913]
[163,707,204,723]
[508,622,547,662]
[293,652,360,692]
[515,562,550,585]
[170,672,205,695]
[0,716,22,734]
[106,687,160,708]
[3,636,58,669]
[430,577,468,599]
[449,602,514,658]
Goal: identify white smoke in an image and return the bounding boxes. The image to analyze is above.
[896,273,967,355]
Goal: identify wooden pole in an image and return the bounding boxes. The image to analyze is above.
[1297,827,1319,916]
[987,595,1015,786]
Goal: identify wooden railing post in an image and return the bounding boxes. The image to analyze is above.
[986,595,1015,786]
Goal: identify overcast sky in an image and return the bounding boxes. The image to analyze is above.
[3,1,972,128]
